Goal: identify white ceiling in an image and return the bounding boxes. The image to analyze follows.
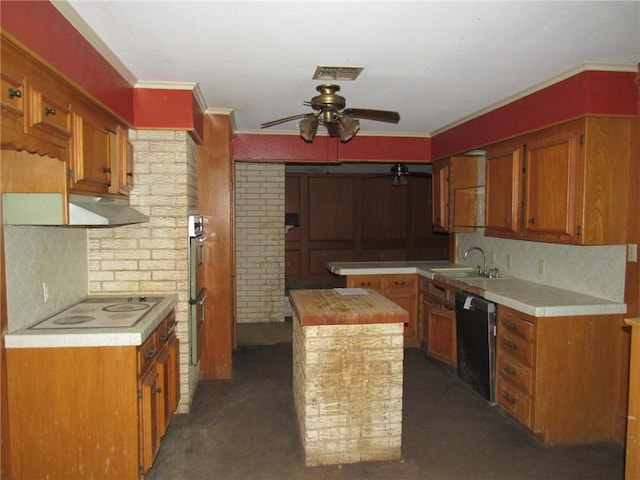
[59,1,639,138]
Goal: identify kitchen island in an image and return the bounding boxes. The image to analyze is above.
[289,288,407,467]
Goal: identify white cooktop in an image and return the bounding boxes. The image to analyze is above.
[6,294,179,348]
[31,296,162,329]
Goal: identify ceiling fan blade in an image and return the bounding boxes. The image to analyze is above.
[343,108,400,124]
[260,113,309,129]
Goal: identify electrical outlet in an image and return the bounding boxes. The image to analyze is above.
[42,282,49,303]
[490,251,496,265]
[538,259,545,275]
[506,254,512,268]
[629,244,638,263]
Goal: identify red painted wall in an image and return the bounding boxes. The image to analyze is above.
[2,1,636,160]
[1,0,201,138]
[1,0,134,124]
[431,70,638,159]
[232,134,431,162]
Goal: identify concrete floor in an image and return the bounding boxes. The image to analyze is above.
[148,323,624,480]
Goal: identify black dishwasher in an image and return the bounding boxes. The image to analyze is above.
[455,291,497,403]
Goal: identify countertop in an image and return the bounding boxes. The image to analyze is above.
[327,261,626,317]
[289,289,408,326]
[5,293,179,348]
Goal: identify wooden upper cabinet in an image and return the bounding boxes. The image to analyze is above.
[485,139,523,238]
[69,106,115,195]
[1,32,133,200]
[523,124,583,242]
[431,156,479,233]
[114,125,135,195]
[1,38,72,161]
[431,160,449,232]
[485,116,636,245]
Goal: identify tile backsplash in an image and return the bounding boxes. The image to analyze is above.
[457,231,626,302]
[4,225,88,331]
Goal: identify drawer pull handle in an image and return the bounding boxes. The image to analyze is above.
[102,167,111,174]
[170,319,178,328]
[504,340,518,350]
[145,349,157,359]
[160,333,169,342]
[7,87,22,99]
[503,320,517,331]
[154,387,162,394]
[395,281,405,286]
[503,365,518,376]
[44,106,56,116]
[503,393,517,404]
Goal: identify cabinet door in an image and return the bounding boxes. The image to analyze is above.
[485,142,523,238]
[69,110,115,195]
[138,364,161,474]
[385,288,416,340]
[115,126,135,195]
[431,160,449,232]
[167,331,181,418]
[425,299,456,366]
[524,129,583,242]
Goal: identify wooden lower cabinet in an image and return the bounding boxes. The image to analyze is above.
[347,274,418,346]
[421,278,457,367]
[6,310,179,479]
[496,305,625,445]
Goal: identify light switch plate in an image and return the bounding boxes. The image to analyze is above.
[628,244,638,263]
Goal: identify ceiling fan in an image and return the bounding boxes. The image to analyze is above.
[260,84,400,143]
[367,163,432,186]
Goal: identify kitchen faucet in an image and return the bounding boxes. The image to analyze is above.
[463,246,487,277]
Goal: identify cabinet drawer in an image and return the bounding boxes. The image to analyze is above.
[426,280,454,305]
[498,330,534,367]
[27,87,72,139]
[497,353,533,395]
[158,311,177,344]
[498,310,534,342]
[497,377,533,427]
[382,274,416,290]
[347,275,383,290]
[1,72,25,120]
[137,332,159,374]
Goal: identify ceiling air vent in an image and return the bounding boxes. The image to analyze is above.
[313,66,363,81]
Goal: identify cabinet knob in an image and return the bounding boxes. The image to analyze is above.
[528,218,535,224]
[504,340,519,350]
[44,106,56,116]
[7,87,22,99]
[154,387,162,394]
[102,167,111,174]
[502,393,517,405]
[160,333,169,342]
[145,349,157,359]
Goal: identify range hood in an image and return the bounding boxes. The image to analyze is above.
[3,193,149,226]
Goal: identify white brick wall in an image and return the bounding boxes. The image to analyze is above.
[235,162,288,323]
[87,129,199,413]
[293,318,404,466]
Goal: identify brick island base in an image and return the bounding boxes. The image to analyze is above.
[289,289,407,467]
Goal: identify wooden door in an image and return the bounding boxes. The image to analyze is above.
[485,141,523,238]
[524,129,583,242]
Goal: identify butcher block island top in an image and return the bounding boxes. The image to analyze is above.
[290,288,406,467]
[289,288,409,326]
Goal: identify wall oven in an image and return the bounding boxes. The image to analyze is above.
[188,214,207,365]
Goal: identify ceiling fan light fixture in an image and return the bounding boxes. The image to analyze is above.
[299,115,318,142]
[337,116,360,142]
[392,175,409,186]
